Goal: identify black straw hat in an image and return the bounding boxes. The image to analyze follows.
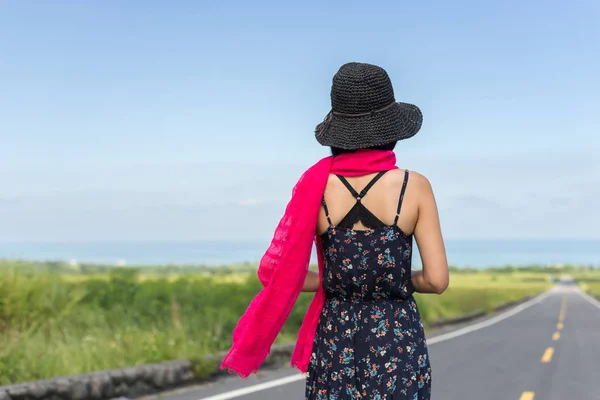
[315,62,422,150]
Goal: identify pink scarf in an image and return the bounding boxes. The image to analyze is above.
[220,149,398,378]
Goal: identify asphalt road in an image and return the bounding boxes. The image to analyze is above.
[148,280,600,400]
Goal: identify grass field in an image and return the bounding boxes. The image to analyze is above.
[587,284,600,299]
[571,269,600,299]
[0,262,561,385]
[413,271,550,323]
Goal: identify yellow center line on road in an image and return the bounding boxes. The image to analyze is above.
[520,392,535,400]
[552,331,561,341]
[555,295,567,333]
[541,347,554,363]
[558,294,567,321]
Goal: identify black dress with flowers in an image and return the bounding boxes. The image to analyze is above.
[306,170,432,400]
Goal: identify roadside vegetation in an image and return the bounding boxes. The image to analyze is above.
[0,260,586,384]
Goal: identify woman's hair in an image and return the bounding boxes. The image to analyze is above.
[330,141,397,156]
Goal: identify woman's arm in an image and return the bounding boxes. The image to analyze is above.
[412,174,449,294]
[301,270,320,292]
[411,269,441,294]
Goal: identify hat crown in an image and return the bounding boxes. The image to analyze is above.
[331,63,396,114]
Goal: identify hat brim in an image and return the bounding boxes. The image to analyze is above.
[315,102,422,150]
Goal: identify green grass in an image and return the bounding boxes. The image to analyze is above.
[414,271,550,323]
[0,263,554,385]
[573,270,600,300]
[587,284,600,299]
[0,268,263,384]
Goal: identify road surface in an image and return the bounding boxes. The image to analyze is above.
[148,280,600,400]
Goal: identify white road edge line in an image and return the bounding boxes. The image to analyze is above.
[578,289,600,310]
[195,374,305,400]
[196,289,553,400]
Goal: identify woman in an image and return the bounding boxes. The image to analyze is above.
[221,62,448,400]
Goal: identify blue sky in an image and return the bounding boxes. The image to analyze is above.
[0,0,599,242]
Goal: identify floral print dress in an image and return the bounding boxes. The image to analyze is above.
[306,170,431,400]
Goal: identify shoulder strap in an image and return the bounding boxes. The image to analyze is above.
[393,170,410,225]
[321,197,333,227]
[336,171,388,200]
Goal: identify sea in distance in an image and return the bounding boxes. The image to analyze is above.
[0,239,599,269]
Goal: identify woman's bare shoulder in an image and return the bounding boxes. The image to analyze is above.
[388,169,432,192]
[408,170,432,191]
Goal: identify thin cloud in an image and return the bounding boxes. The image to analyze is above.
[0,196,17,205]
[238,198,265,207]
[448,195,504,210]
[548,197,574,207]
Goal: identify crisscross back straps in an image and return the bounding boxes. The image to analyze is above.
[336,171,387,201]
[393,170,410,225]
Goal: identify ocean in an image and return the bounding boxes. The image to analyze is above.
[0,239,599,268]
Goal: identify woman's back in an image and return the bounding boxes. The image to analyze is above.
[318,169,447,295]
[318,168,419,235]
